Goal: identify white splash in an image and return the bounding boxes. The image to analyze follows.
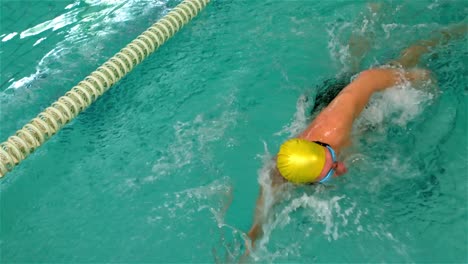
[326,22,353,73]
[275,93,312,137]
[356,80,436,129]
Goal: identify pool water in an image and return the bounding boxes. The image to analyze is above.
[1,0,467,263]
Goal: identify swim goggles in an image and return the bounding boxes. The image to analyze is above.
[313,141,337,183]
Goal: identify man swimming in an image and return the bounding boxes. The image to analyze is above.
[247,23,467,247]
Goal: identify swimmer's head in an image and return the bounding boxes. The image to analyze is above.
[276,138,327,184]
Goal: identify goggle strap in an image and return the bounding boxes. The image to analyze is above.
[319,145,337,183]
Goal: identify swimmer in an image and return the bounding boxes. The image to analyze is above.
[247,22,467,248]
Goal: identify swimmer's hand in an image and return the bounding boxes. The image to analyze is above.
[247,222,262,249]
[334,161,348,176]
[404,68,433,83]
[404,68,438,94]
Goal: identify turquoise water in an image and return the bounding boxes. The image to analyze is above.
[1,0,467,263]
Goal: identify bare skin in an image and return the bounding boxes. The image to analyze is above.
[247,68,416,248]
[300,68,416,152]
[246,23,467,250]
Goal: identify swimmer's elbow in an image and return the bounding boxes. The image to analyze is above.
[358,69,379,81]
[357,68,400,91]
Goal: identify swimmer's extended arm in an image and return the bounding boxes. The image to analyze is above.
[301,68,426,146]
[247,167,284,250]
[336,68,403,118]
[248,187,265,247]
[339,68,432,118]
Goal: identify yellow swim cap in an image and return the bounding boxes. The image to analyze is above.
[276,138,326,184]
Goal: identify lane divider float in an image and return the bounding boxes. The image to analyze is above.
[0,0,210,177]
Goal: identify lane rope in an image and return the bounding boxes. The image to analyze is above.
[0,0,210,177]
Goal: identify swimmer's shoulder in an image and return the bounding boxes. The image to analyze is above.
[322,70,389,119]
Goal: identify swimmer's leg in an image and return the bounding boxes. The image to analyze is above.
[391,24,468,68]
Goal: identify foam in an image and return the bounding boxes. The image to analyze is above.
[251,156,410,262]
[274,94,312,138]
[326,22,353,73]
[249,146,363,258]
[355,80,436,130]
